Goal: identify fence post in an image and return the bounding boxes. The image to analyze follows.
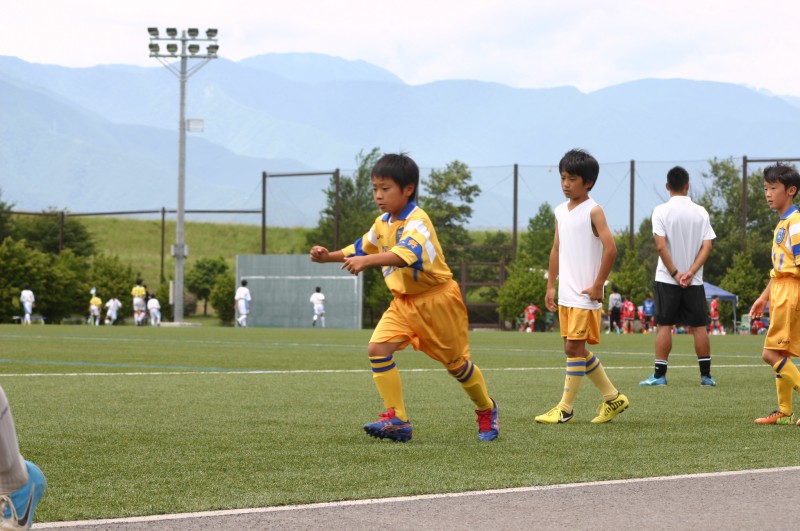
[512,163,518,261]
[161,207,166,284]
[629,160,635,248]
[742,156,748,252]
[261,171,267,254]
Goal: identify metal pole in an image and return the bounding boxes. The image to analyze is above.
[334,168,340,250]
[742,156,748,252]
[174,31,188,322]
[512,163,518,262]
[160,207,166,284]
[629,160,635,248]
[261,171,267,254]
[59,211,65,253]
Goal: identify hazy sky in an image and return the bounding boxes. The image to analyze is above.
[2,1,797,95]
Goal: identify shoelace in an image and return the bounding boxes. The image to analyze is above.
[476,409,493,431]
[377,410,395,421]
[0,494,19,525]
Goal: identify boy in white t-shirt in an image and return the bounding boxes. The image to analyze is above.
[310,286,326,327]
[147,297,161,326]
[235,280,252,328]
[19,287,35,325]
[104,296,122,325]
[535,149,629,425]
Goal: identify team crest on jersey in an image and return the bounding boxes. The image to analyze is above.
[776,228,786,244]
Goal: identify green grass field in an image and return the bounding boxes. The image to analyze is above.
[0,325,796,524]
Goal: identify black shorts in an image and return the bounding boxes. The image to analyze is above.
[653,281,709,327]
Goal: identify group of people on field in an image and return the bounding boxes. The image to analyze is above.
[84,278,160,326]
[308,150,800,443]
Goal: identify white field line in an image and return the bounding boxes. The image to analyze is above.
[0,364,766,378]
[34,466,800,529]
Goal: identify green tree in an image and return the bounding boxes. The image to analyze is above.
[209,271,236,325]
[420,161,480,267]
[719,251,766,328]
[47,249,90,323]
[519,203,555,270]
[0,188,14,243]
[0,238,51,323]
[496,254,548,324]
[696,158,774,283]
[11,210,96,257]
[185,256,229,315]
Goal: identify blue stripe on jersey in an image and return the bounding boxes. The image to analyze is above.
[349,237,367,257]
[793,242,800,258]
[781,205,799,219]
[453,360,471,379]
[776,358,788,372]
[779,253,784,270]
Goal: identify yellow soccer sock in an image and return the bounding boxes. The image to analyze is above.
[585,353,618,401]
[369,355,408,421]
[450,360,493,411]
[776,375,793,416]
[557,357,586,413]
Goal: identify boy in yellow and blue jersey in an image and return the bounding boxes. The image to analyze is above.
[309,153,499,442]
[750,163,800,425]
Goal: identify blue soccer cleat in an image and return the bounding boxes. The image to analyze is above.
[700,375,716,386]
[363,408,412,442]
[1,460,46,530]
[640,374,667,386]
[476,398,499,441]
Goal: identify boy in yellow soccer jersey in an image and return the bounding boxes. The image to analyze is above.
[535,149,629,424]
[750,163,800,425]
[309,153,498,442]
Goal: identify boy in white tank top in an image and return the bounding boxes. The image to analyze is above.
[535,149,630,425]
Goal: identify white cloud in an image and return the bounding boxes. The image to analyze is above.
[1,0,797,95]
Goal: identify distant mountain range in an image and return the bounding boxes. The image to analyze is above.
[1,52,799,231]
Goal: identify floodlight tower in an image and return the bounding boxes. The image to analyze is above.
[148,27,219,322]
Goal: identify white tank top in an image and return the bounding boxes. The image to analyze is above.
[555,198,603,310]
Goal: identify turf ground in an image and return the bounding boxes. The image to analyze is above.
[0,325,796,524]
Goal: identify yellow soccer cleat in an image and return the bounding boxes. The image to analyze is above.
[591,393,630,423]
[534,406,574,424]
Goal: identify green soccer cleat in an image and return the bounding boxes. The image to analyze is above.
[534,406,574,424]
[591,393,629,423]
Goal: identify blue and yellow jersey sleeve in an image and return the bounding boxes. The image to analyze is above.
[770,206,800,279]
[339,201,453,296]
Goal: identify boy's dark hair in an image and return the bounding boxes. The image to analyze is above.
[764,163,800,197]
[371,153,419,200]
[241,280,248,287]
[612,284,619,292]
[667,166,690,192]
[315,286,321,292]
[136,278,143,285]
[559,149,599,190]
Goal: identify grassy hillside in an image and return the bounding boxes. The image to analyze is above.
[82,217,312,285]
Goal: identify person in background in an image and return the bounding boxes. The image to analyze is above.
[104,296,122,325]
[642,293,655,334]
[88,290,102,326]
[19,287,34,325]
[310,286,326,328]
[607,284,622,334]
[131,279,146,326]
[147,296,161,326]
[235,280,252,328]
[520,301,541,333]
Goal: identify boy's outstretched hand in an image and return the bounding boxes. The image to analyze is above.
[309,246,329,263]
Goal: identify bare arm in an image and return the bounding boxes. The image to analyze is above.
[342,251,405,275]
[654,235,680,281]
[678,239,713,288]
[310,246,345,263]
[750,279,772,318]
[585,206,617,302]
[545,219,560,312]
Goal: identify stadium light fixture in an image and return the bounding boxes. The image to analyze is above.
[147,26,219,323]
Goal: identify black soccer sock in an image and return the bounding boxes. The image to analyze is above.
[654,360,668,378]
[698,357,711,377]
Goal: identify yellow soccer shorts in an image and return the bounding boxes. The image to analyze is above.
[370,279,471,370]
[764,278,800,357]
[558,305,601,345]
